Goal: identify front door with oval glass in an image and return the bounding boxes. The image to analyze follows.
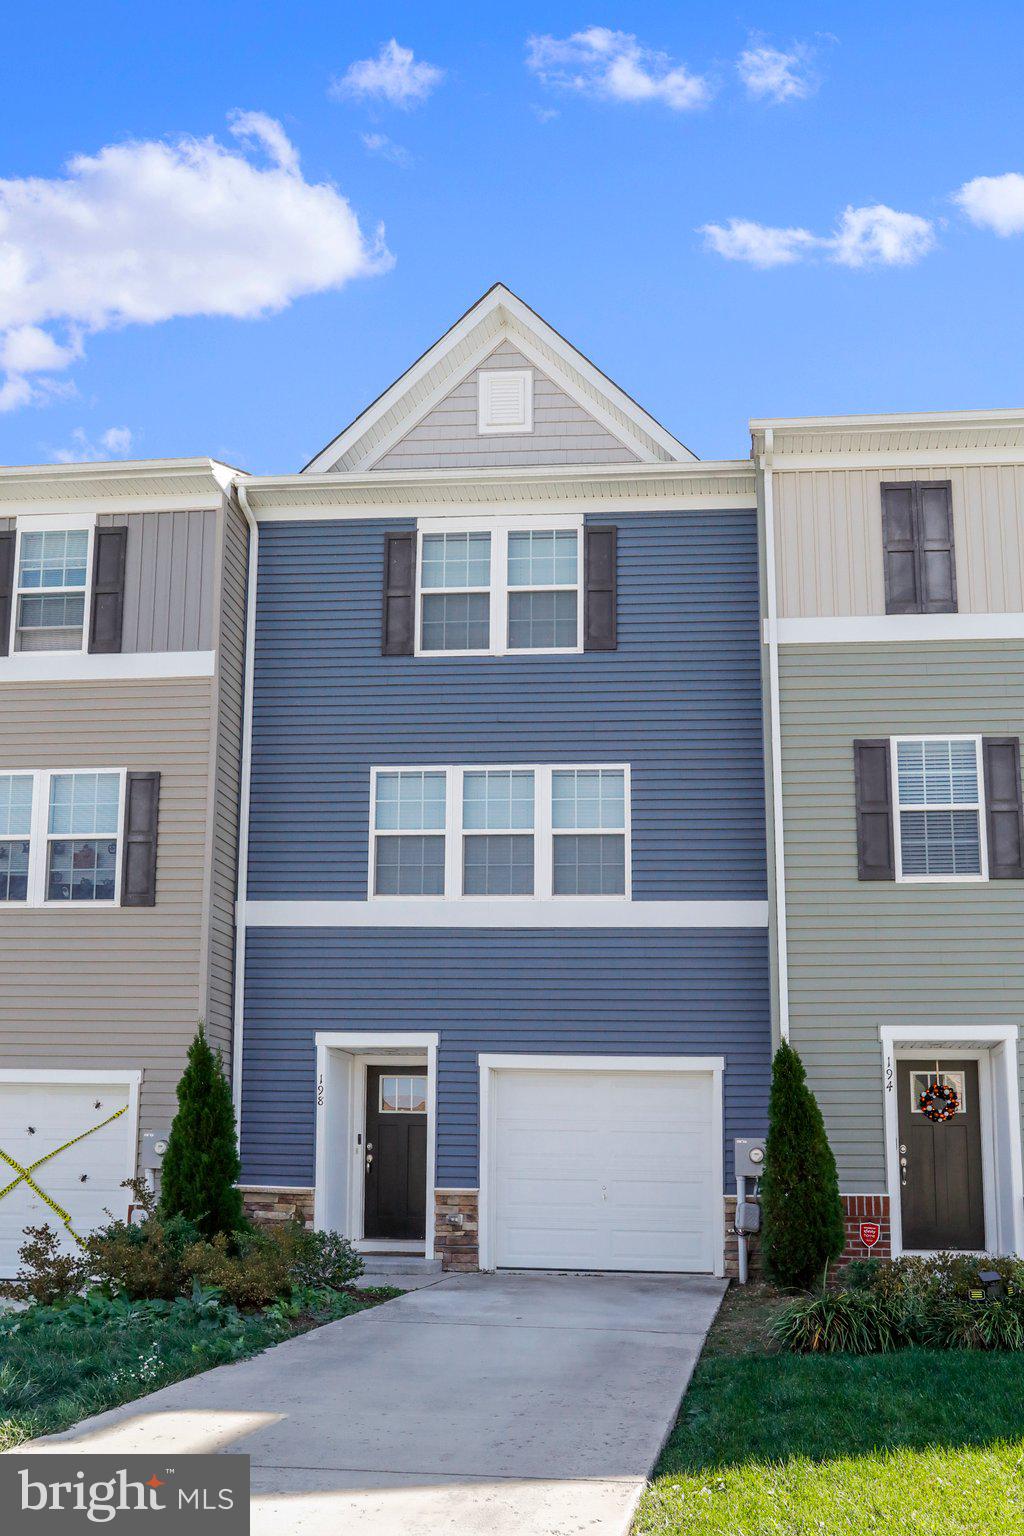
[363,1068,428,1241]
[897,1058,985,1251]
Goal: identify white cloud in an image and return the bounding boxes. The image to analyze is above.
[737,40,816,103]
[360,132,412,168]
[700,219,818,268]
[531,105,560,124]
[333,40,444,108]
[0,112,391,411]
[955,173,1024,236]
[526,27,711,112]
[51,426,134,463]
[701,204,936,269]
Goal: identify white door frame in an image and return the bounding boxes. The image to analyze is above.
[477,1053,725,1275]
[880,1024,1024,1258]
[313,1032,438,1260]
[0,1068,142,1219]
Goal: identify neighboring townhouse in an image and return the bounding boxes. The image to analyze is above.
[757,410,1024,1263]
[0,458,250,1273]
[234,284,772,1274]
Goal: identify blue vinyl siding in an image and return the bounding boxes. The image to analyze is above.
[240,928,771,1189]
[248,511,766,901]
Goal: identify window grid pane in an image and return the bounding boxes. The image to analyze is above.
[47,838,118,902]
[48,773,121,837]
[380,1075,428,1113]
[507,530,578,588]
[463,833,535,895]
[374,834,446,896]
[0,839,30,901]
[18,530,89,590]
[0,775,33,837]
[552,833,626,895]
[375,771,446,832]
[551,769,626,830]
[508,591,577,650]
[896,739,979,807]
[421,532,491,590]
[900,809,981,877]
[421,592,490,651]
[462,770,534,830]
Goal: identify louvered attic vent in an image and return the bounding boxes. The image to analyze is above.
[477,368,533,434]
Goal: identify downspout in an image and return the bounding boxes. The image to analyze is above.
[228,477,259,1128]
[760,429,790,1040]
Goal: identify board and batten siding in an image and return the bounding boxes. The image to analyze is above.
[779,640,1024,1190]
[0,678,217,1136]
[97,509,217,651]
[240,928,771,1188]
[248,510,767,901]
[370,341,641,471]
[774,464,1024,618]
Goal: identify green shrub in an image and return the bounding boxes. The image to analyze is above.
[839,1257,883,1292]
[0,1225,89,1306]
[924,1293,1024,1351]
[86,1210,203,1301]
[160,1024,244,1238]
[771,1286,910,1355]
[288,1226,362,1290]
[760,1042,845,1289]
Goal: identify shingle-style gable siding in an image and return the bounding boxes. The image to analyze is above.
[370,341,642,471]
[247,510,766,901]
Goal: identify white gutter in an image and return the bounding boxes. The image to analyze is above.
[760,429,790,1040]
[229,477,259,1125]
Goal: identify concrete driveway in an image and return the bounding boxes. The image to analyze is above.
[19,1271,726,1535]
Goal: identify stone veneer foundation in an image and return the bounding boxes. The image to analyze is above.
[434,1188,480,1270]
[240,1186,315,1229]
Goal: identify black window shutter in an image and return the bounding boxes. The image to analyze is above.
[0,531,14,658]
[854,740,895,880]
[983,737,1024,879]
[381,532,415,656]
[88,525,128,653]
[121,771,160,907]
[881,485,920,614]
[918,482,957,613]
[584,526,617,651]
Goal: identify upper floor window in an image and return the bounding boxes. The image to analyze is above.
[881,482,956,615]
[0,767,160,907]
[14,528,90,651]
[893,737,984,881]
[370,763,631,900]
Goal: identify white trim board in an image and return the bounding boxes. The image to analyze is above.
[0,651,216,683]
[243,898,769,929]
[477,1053,725,1275]
[313,1031,438,1261]
[778,614,1024,644]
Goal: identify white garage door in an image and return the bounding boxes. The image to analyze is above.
[0,1080,134,1277]
[491,1067,718,1273]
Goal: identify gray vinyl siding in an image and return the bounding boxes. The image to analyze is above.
[241,928,770,1189]
[0,679,217,1138]
[97,510,217,651]
[203,499,248,1056]
[779,641,1024,1189]
[774,464,1024,618]
[372,341,641,471]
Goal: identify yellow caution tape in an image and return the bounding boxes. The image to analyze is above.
[0,1104,129,1246]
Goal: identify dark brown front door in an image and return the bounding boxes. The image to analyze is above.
[897,1058,985,1251]
[363,1067,427,1241]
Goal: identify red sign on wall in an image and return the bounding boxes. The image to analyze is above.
[859,1221,881,1250]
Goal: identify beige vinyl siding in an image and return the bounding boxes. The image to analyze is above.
[372,341,641,471]
[774,463,1024,617]
[779,641,1024,1190]
[203,499,248,1055]
[0,678,216,1137]
[98,509,217,651]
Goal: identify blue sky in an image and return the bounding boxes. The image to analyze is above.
[2,3,1023,471]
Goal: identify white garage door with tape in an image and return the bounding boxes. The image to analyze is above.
[486,1059,722,1273]
[0,1077,137,1277]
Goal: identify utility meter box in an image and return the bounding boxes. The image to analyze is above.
[735,1138,767,1179]
[140,1129,171,1172]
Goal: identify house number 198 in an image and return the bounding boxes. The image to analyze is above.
[317,1074,324,1107]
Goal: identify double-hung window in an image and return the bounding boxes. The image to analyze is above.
[370,764,630,900]
[416,518,583,656]
[13,526,91,652]
[893,737,986,881]
[0,769,127,905]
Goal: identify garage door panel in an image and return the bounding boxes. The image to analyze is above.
[490,1067,718,1274]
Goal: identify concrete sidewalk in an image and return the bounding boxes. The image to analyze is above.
[18,1271,726,1535]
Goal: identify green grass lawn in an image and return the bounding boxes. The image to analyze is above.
[0,1287,400,1451]
[634,1284,1024,1536]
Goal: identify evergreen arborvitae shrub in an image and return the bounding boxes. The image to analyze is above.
[760,1040,845,1289]
[159,1024,244,1238]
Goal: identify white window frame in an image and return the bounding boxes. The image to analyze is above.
[368,763,632,902]
[414,515,584,659]
[890,734,988,884]
[477,368,534,435]
[9,513,96,658]
[0,767,127,909]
